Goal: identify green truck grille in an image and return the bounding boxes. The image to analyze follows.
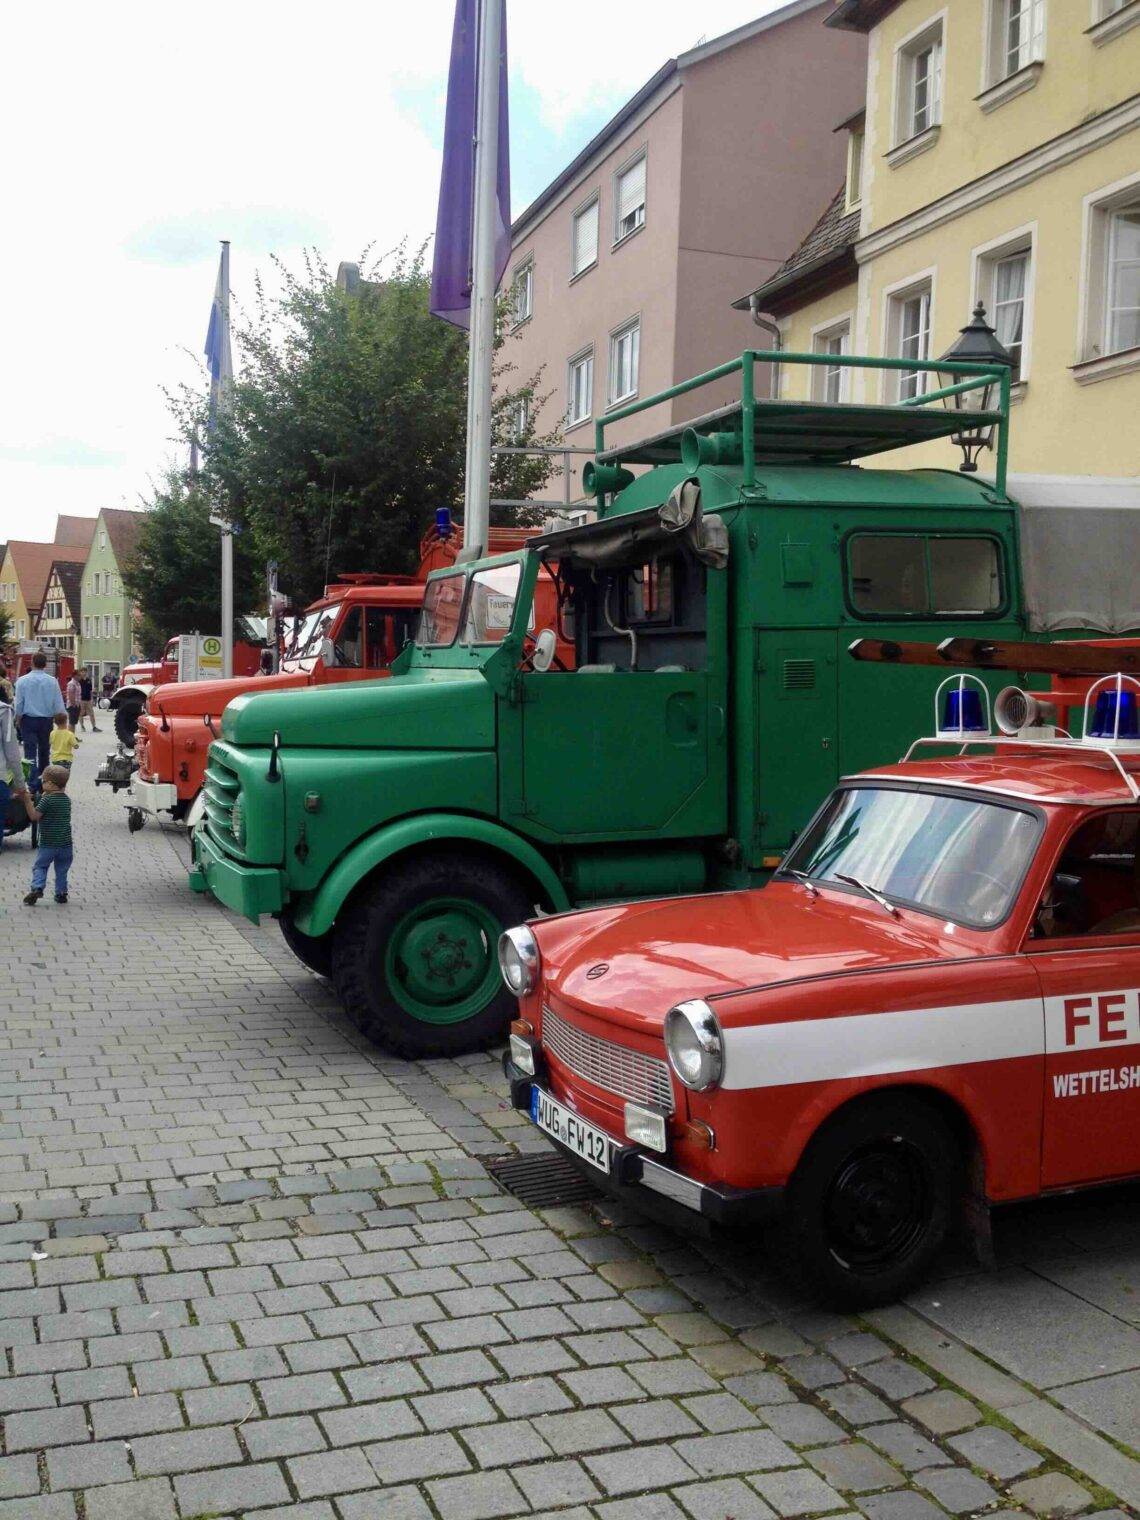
[203,755,241,848]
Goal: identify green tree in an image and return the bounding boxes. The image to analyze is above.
[174,245,559,606]
[121,471,262,652]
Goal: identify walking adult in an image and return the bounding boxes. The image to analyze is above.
[78,669,99,731]
[14,653,65,786]
[65,670,82,732]
[0,687,28,847]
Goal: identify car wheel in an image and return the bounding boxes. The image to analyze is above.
[784,1093,959,1308]
[114,700,144,748]
[279,912,333,980]
[127,807,146,833]
[331,850,534,1058]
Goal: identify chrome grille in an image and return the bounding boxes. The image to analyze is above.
[203,754,240,847]
[541,1004,674,1113]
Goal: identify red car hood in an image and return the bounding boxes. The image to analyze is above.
[538,884,972,1031]
[146,669,307,717]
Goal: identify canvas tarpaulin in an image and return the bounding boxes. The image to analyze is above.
[1013,476,1140,634]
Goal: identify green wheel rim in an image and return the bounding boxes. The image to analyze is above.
[384,896,503,1025]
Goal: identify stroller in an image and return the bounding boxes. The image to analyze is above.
[2,760,37,848]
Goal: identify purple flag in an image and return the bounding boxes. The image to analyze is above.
[429,0,511,328]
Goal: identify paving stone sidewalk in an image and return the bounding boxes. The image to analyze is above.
[0,740,1135,1519]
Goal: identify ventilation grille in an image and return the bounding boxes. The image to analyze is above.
[486,1151,601,1208]
[542,1005,674,1113]
[782,658,817,692]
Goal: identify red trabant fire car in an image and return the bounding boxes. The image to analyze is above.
[500,654,1140,1306]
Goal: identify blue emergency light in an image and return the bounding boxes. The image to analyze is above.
[1088,688,1140,740]
[436,507,453,540]
[934,674,991,740]
[943,687,987,733]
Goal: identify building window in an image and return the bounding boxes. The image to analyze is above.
[895,19,943,142]
[812,321,851,402]
[511,260,533,326]
[989,0,1045,81]
[567,348,594,427]
[614,153,646,244]
[975,241,1032,382]
[84,616,91,637]
[1106,207,1140,354]
[514,395,530,440]
[608,319,640,406]
[104,614,112,637]
[1081,184,1140,364]
[114,614,121,638]
[1100,0,1131,14]
[99,531,106,548]
[18,620,25,638]
[846,128,865,211]
[571,196,600,278]
[886,280,934,399]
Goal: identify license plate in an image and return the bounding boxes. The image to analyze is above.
[530,1087,611,1175]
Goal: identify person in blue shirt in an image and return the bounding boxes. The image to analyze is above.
[14,653,66,786]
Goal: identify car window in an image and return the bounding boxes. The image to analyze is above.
[338,607,363,667]
[1035,810,1140,939]
[786,786,1040,929]
[847,535,1002,617]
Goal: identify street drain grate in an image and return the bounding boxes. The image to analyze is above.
[486,1151,601,1209]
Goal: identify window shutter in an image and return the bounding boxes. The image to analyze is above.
[617,158,645,228]
[574,201,599,273]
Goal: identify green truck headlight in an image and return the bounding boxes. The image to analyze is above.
[664,999,723,1091]
[230,793,246,847]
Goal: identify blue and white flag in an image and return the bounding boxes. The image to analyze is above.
[204,242,233,439]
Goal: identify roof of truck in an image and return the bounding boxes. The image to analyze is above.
[598,395,1004,469]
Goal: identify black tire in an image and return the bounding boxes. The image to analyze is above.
[783,1093,960,1308]
[280,912,334,979]
[331,849,534,1059]
[114,700,144,748]
[127,807,146,833]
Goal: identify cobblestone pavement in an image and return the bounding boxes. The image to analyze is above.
[0,738,1138,1519]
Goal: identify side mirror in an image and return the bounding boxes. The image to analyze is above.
[531,628,557,672]
[320,638,335,666]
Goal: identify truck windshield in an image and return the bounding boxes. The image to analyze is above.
[283,605,342,664]
[418,562,528,649]
[782,786,1041,929]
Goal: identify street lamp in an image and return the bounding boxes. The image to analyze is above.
[936,303,1014,473]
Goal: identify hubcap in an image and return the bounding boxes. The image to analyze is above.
[385,897,502,1025]
[823,1137,930,1272]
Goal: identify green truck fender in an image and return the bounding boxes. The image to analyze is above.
[291,812,571,939]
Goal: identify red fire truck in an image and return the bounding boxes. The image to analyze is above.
[501,638,1140,1306]
[124,520,567,829]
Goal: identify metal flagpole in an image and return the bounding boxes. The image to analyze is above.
[219,242,234,678]
[462,0,502,559]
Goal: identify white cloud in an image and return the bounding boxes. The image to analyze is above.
[0,0,790,545]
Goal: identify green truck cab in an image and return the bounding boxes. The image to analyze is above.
[190,348,1020,1056]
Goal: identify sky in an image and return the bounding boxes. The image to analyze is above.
[0,0,790,547]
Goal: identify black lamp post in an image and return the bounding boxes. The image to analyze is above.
[936,303,1014,472]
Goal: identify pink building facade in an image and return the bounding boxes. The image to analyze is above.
[502,0,866,503]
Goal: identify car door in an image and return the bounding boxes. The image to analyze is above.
[1026,807,1140,1189]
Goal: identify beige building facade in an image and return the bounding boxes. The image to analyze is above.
[502,0,866,502]
[740,0,1140,497]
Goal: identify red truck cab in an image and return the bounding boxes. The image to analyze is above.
[501,649,1140,1306]
[131,576,424,824]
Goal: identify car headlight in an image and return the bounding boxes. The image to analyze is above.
[498,925,540,996]
[664,999,724,1091]
[230,793,246,847]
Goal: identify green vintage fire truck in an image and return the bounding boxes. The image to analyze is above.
[191,347,1026,1056]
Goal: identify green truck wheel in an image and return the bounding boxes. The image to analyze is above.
[331,850,533,1058]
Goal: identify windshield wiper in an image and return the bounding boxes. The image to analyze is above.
[835,872,900,918]
[784,869,819,898]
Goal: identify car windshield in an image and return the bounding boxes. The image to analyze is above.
[418,561,529,649]
[283,605,341,664]
[783,786,1041,929]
